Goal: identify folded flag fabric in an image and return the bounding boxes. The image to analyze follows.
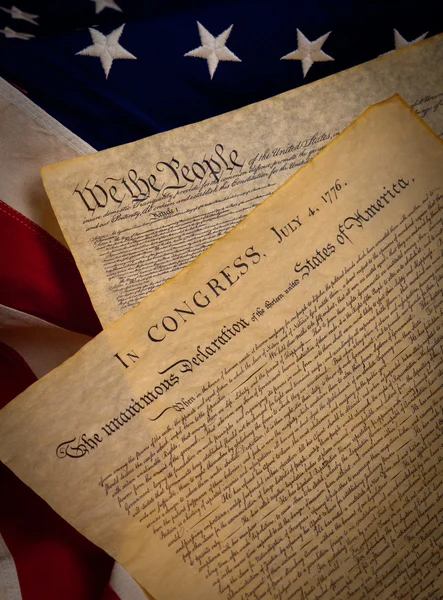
[0,2,442,599]
[0,0,441,149]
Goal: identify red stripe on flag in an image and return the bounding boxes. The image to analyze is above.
[0,199,101,336]
[101,585,122,600]
[0,342,36,408]
[0,463,114,600]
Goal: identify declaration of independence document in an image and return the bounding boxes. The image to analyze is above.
[42,34,443,327]
[2,96,442,600]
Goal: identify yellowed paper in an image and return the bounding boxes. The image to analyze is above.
[2,96,443,599]
[42,34,443,326]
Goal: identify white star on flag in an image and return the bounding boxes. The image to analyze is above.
[91,0,121,14]
[281,29,334,77]
[0,25,34,39]
[393,29,427,49]
[0,5,38,25]
[185,22,241,79]
[76,24,136,79]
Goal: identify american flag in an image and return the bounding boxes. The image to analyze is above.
[1,0,441,148]
[0,2,441,599]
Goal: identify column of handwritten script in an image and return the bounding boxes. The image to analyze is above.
[98,186,442,600]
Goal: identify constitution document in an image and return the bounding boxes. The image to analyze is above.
[42,35,443,326]
[1,96,442,600]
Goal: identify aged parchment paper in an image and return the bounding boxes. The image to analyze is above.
[42,34,443,326]
[2,97,443,599]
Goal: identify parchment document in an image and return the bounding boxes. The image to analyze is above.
[2,97,442,599]
[42,35,443,326]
